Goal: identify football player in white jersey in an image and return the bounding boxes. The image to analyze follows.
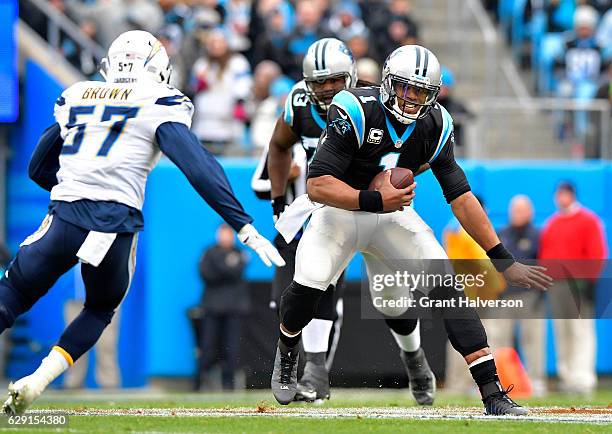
[1,30,284,415]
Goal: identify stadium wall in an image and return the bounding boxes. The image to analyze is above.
[6,61,611,384]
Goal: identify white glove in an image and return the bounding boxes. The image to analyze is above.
[237,224,286,267]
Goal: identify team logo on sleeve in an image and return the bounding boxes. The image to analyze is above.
[330,118,352,136]
[367,128,384,144]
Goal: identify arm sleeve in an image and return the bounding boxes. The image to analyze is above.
[28,123,63,191]
[156,122,253,232]
[307,105,357,179]
[429,132,471,203]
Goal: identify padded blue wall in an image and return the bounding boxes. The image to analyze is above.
[0,0,18,123]
[142,159,612,378]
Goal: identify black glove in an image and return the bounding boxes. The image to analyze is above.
[271,196,287,223]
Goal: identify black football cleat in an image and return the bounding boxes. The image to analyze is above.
[271,340,299,405]
[400,348,436,405]
[481,382,529,415]
[294,352,329,402]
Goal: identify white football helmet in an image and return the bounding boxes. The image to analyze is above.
[303,38,357,110]
[100,30,172,84]
[380,45,442,124]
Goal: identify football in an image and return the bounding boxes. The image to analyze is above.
[368,168,414,191]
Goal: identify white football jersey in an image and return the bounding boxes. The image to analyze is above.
[51,80,193,210]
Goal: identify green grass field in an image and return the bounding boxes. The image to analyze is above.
[0,388,608,433]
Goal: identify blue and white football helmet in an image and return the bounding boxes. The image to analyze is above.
[302,38,357,110]
[381,45,442,124]
[100,30,172,84]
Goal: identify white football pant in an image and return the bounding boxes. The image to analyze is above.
[294,206,449,317]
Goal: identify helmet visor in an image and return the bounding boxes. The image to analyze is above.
[392,78,438,106]
[305,73,349,108]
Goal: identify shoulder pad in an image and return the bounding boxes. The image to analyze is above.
[428,103,454,163]
[330,90,366,147]
[55,81,90,107]
[155,94,192,106]
[283,81,309,126]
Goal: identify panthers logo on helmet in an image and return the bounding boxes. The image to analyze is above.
[340,44,354,61]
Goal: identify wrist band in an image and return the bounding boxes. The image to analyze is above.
[271,196,287,217]
[359,190,383,212]
[486,243,516,272]
[271,196,286,207]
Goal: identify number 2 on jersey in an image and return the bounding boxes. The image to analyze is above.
[62,105,139,156]
[379,152,400,170]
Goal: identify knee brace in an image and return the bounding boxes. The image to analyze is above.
[384,317,418,335]
[429,286,489,357]
[313,284,335,321]
[280,281,324,333]
[445,315,489,357]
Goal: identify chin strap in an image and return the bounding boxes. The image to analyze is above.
[391,99,418,124]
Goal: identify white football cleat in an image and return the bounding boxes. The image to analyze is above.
[3,375,47,415]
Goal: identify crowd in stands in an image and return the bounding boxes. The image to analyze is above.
[19,0,610,156]
[20,0,423,155]
[483,1,610,156]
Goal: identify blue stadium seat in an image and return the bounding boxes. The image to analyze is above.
[554,0,576,32]
[538,32,565,94]
[511,0,528,59]
[498,0,515,34]
[530,10,548,69]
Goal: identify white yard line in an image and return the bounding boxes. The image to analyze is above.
[26,407,612,424]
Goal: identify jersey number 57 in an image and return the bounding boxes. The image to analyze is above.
[62,105,140,156]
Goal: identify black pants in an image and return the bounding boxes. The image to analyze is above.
[0,214,136,361]
[198,312,242,390]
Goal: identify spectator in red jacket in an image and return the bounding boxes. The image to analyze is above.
[539,181,607,396]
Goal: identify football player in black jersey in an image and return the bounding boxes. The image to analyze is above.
[267,39,435,405]
[271,45,553,415]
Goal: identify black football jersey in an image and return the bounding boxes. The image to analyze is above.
[308,86,470,203]
[283,80,375,162]
[283,81,326,162]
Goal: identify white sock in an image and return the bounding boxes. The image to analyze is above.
[31,347,71,387]
[390,320,421,353]
[302,319,333,353]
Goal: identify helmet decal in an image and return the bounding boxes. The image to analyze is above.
[144,40,163,67]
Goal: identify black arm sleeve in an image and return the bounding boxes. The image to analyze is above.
[307,105,357,179]
[28,123,63,192]
[429,132,471,203]
[156,121,253,232]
